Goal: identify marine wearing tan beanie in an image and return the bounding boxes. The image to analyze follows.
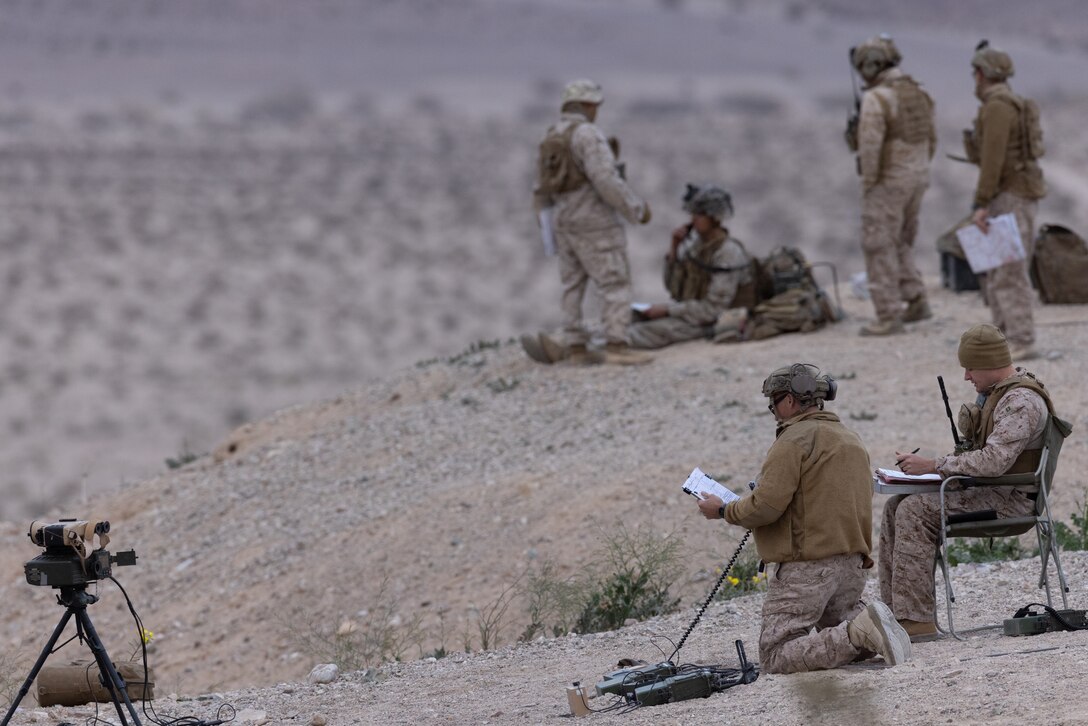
[958,323,1012,369]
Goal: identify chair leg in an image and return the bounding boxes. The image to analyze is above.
[1049,533,1071,610]
[937,536,964,640]
[1037,526,1055,608]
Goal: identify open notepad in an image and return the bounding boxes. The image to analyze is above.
[682,468,740,503]
[875,468,942,483]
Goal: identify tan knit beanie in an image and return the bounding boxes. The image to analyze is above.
[957,324,1012,369]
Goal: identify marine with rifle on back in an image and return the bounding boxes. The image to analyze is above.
[885,324,1069,640]
[626,184,757,350]
[521,78,653,367]
[962,40,1047,362]
[846,34,935,337]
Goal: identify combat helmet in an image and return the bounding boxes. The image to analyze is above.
[762,364,837,407]
[851,34,901,82]
[682,184,734,223]
[971,40,1014,81]
[562,78,604,106]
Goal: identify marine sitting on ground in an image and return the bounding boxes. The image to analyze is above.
[627,184,757,350]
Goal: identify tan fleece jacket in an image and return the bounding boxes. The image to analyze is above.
[724,409,874,565]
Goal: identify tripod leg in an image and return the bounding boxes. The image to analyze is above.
[75,608,143,726]
[1,609,75,726]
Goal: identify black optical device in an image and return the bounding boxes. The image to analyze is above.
[24,519,137,588]
[3,519,144,726]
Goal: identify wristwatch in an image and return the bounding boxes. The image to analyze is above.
[718,504,726,520]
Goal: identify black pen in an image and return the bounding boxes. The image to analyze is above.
[896,447,921,466]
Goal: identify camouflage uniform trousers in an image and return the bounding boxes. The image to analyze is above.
[878,487,1034,622]
[627,317,708,349]
[860,179,928,322]
[760,553,871,674]
[980,191,1038,347]
[556,225,632,346]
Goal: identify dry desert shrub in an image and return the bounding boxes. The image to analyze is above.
[279,578,424,673]
[0,650,27,711]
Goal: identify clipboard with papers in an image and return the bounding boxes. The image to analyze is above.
[873,467,942,495]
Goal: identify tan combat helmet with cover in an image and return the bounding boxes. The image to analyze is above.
[851,34,901,83]
[762,363,838,407]
[682,184,734,223]
[971,40,1014,82]
[561,78,604,106]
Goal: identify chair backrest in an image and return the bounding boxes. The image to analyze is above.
[1040,415,1074,497]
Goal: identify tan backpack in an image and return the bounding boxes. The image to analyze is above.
[713,246,838,342]
[536,122,589,197]
[1030,224,1088,303]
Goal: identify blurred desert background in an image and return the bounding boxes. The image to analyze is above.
[0,2,1087,722]
[0,0,1087,517]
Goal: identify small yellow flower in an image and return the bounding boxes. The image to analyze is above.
[139,627,154,645]
[727,576,740,586]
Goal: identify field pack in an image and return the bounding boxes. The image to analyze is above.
[1031,224,1088,304]
[713,246,838,342]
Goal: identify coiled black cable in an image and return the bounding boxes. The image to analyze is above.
[668,529,751,663]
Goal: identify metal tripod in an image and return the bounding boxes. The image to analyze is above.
[1,585,143,726]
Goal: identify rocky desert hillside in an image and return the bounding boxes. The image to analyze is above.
[1,286,1087,724]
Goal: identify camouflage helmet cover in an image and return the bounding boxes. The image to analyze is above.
[681,184,734,223]
[762,363,838,405]
[851,34,902,81]
[971,40,1014,81]
[561,78,604,106]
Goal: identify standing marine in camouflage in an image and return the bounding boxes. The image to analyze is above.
[522,78,652,366]
[964,40,1047,361]
[696,364,911,673]
[886,324,1057,639]
[628,185,756,349]
[847,35,935,336]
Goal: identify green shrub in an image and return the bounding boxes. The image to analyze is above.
[1054,497,1088,552]
[945,537,1025,566]
[518,560,584,641]
[573,524,682,634]
[517,524,684,638]
[714,550,767,600]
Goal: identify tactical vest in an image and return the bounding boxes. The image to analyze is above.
[882,75,934,145]
[964,86,1046,193]
[537,121,589,197]
[987,88,1045,162]
[959,372,1054,475]
[665,231,757,308]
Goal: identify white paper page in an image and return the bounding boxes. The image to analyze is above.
[875,468,942,482]
[955,213,1025,273]
[682,467,740,503]
[538,207,557,257]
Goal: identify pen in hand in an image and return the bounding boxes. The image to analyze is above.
[895,447,921,466]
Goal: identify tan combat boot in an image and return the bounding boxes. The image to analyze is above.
[897,619,939,642]
[538,333,573,363]
[847,601,912,665]
[903,296,933,323]
[586,343,653,366]
[519,333,553,364]
[859,318,905,337]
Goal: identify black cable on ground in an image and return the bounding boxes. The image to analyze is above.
[108,576,238,726]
